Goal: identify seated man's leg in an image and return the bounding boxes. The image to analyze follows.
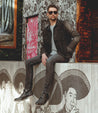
[14,55,42,101]
[36,54,69,105]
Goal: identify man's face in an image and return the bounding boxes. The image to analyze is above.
[47,7,58,21]
[65,87,77,112]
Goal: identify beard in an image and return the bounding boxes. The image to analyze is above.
[50,18,57,22]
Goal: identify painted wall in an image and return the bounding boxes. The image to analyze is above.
[0,62,98,113]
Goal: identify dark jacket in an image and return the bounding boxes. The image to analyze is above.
[41,19,80,59]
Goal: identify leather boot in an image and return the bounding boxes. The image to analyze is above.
[35,92,49,105]
[14,89,33,101]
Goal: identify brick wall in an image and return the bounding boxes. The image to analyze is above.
[76,0,98,62]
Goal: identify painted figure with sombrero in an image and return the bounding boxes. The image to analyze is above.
[58,69,90,113]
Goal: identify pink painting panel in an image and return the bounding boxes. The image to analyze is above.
[26,16,38,60]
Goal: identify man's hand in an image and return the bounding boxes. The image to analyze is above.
[70,106,79,113]
[42,53,48,66]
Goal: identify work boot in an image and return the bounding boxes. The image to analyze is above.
[14,89,33,101]
[35,92,49,105]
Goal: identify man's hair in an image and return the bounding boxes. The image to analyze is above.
[47,4,59,12]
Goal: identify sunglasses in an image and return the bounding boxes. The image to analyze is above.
[48,11,58,15]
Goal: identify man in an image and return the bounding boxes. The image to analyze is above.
[59,69,90,113]
[14,4,80,105]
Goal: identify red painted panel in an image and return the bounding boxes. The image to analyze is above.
[26,16,38,60]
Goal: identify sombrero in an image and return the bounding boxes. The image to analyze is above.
[0,69,11,86]
[13,72,25,93]
[33,70,63,105]
[60,69,90,100]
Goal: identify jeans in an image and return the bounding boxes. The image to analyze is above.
[25,54,69,94]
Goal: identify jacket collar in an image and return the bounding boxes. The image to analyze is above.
[46,19,60,30]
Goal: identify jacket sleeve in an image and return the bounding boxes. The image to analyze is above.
[40,29,47,55]
[64,21,80,54]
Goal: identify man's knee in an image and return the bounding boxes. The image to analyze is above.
[26,55,41,66]
[26,59,32,66]
[46,58,54,67]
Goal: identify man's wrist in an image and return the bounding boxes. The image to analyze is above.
[42,53,46,56]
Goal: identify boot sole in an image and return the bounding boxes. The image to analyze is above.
[14,92,33,101]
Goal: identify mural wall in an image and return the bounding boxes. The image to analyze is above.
[0,62,98,113]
